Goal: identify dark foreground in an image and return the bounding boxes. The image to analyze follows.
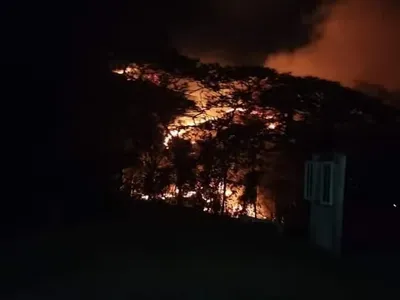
[2,200,399,299]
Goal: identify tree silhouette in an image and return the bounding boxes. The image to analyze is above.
[169,137,197,206]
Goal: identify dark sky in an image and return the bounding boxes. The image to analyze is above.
[168,0,335,65]
[154,0,399,91]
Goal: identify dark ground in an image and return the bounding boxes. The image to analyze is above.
[2,199,399,300]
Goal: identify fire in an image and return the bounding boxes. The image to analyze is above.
[130,181,270,220]
[164,128,187,147]
[116,64,276,220]
[113,63,282,142]
[113,69,124,75]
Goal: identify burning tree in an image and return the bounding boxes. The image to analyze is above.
[169,137,197,206]
[119,71,196,200]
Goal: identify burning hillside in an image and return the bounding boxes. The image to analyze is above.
[112,63,288,220]
[113,63,283,146]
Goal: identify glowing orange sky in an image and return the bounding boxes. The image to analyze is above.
[265,0,400,91]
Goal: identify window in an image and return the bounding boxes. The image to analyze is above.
[304,161,316,201]
[305,160,335,205]
[320,162,334,205]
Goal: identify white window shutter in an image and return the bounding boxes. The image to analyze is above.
[304,161,316,201]
[320,162,334,206]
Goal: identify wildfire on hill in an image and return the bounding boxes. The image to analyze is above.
[114,63,285,220]
[113,64,281,146]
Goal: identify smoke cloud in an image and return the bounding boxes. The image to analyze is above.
[265,0,400,91]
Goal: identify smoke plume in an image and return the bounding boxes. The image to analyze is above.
[265,0,400,91]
